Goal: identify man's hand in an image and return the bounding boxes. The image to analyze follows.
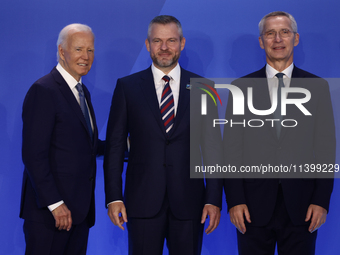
[201,204,221,234]
[305,204,327,233]
[229,204,251,234]
[108,202,128,230]
[51,203,72,231]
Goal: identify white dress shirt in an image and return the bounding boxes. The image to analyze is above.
[56,63,94,130]
[266,63,294,103]
[151,63,181,114]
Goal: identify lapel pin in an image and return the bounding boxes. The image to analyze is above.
[186,84,191,90]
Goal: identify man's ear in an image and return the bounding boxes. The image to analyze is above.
[180,37,186,51]
[145,39,150,52]
[58,45,65,61]
[294,33,300,47]
[259,36,265,49]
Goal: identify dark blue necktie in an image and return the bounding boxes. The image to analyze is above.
[76,83,93,141]
[273,73,284,138]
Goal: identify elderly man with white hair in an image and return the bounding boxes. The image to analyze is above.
[20,23,104,255]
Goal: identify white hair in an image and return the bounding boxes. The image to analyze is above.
[56,23,94,61]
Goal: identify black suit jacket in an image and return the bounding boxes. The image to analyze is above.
[20,67,103,227]
[104,67,222,220]
[223,66,336,226]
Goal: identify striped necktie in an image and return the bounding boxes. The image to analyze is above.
[160,75,175,134]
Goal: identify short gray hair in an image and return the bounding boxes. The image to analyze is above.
[147,15,183,40]
[56,23,94,61]
[258,11,298,35]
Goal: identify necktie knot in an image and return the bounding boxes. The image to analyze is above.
[162,75,170,83]
[276,73,284,79]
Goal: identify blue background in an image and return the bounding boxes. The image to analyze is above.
[1,0,339,254]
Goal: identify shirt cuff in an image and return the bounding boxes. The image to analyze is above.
[107,200,123,207]
[48,200,64,212]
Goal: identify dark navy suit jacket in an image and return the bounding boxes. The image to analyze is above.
[223,66,336,226]
[104,67,222,220]
[20,67,103,227]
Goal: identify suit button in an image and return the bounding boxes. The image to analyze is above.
[163,164,166,167]
[277,147,282,150]
[166,140,170,145]
[89,177,94,181]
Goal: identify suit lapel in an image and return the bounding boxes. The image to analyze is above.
[51,68,94,146]
[250,67,278,140]
[139,67,192,137]
[83,84,98,145]
[170,68,190,136]
[249,66,308,142]
[279,66,304,141]
[139,67,167,134]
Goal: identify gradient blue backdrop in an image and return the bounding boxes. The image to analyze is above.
[1,0,339,254]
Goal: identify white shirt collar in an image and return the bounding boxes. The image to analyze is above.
[56,63,82,90]
[266,63,294,78]
[151,63,181,82]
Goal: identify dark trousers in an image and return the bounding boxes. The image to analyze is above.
[127,197,204,255]
[237,185,317,255]
[23,219,90,255]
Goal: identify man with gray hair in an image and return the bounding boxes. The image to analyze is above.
[20,23,104,254]
[223,11,335,254]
